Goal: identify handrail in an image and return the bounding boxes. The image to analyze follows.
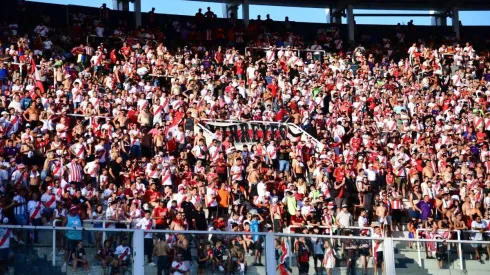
[286,225,374,266]
[415,228,462,270]
[53,218,132,246]
[286,122,323,152]
[200,118,287,125]
[245,46,301,57]
[196,121,215,136]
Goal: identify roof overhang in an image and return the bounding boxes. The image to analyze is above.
[188,0,490,11]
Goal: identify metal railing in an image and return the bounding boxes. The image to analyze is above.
[414,228,490,271]
[415,228,462,270]
[0,224,389,275]
[52,219,131,266]
[286,225,374,266]
[4,223,488,274]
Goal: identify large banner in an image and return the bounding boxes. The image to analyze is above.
[201,121,303,143]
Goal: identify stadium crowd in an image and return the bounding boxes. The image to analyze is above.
[0,4,490,275]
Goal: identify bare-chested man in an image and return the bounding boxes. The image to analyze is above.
[170,212,186,231]
[422,162,434,179]
[137,106,152,128]
[116,110,128,127]
[291,108,301,124]
[23,103,41,126]
[376,202,388,233]
[153,128,165,154]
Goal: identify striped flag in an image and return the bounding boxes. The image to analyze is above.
[31,58,45,94]
[165,111,184,139]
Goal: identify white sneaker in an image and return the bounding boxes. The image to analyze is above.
[18,240,25,245]
[148,262,156,266]
[58,251,65,255]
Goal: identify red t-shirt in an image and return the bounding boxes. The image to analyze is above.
[121,46,131,57]
[290,215,304,232]
[267,83,278,97]
[236,62,244,75]
[153,206,168,225]
[145,190,160,203]
[476,132,486,143]
[333,167,345,183]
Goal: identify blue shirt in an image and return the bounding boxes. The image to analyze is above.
[0,68,7,80]
[65,214,82,240]
[20,97,32,111]
[251,220,260,242]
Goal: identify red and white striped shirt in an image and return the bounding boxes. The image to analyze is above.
[66,161,83,182]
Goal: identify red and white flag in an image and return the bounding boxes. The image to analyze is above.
[165,111,184,138]
[31,58,45,94]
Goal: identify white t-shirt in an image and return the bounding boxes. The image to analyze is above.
[136,217,154,238]
[170,261,190,275]
[105,206,117,228]
[206,188,217,207]
[27,201,42,219]
[372,233,384,252]
[41,193,57,209]
[115,245,131,261]
[471,220,486,241]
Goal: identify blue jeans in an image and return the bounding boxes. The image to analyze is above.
[130,145,142,158]
[15,214,27,225]
[279,160,290,172]
[41,170,49,181]
[30,218,41,243]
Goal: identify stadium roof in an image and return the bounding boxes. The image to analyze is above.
[189,0,490,11]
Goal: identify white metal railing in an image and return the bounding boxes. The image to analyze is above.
[0,224,388,275]
[286,225,374,266]
[414,229,490,270]
[244,47,327,63]
[52,219,131,266]
[4,222,489,275]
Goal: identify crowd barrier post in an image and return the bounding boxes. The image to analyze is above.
[287,225,293,267]
[265,232,276,275]
[416,228,422,266]
[133,229,145,275]
[102,220,107,243]
[52,227,56,267]
[457,230,463,270]
[384,237,396,275]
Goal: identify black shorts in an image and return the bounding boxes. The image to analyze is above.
[65,238,80,251]
[298,262,309,273]
[436,252,445,261]
[0,248,9,261]
[359,249,370,257]
[376,251,384,265]
[198,260,206,269]
[392,209,402,222]
[254,239,263,251]
[314,254,324,261]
